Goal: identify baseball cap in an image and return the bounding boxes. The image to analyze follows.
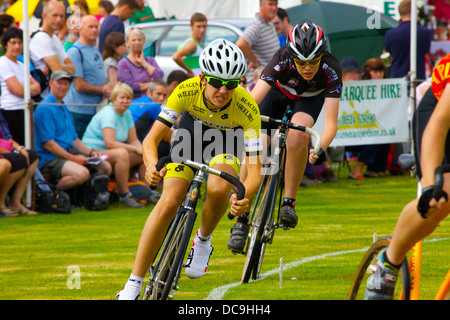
[340,56,360,72]
[50,70,72,81]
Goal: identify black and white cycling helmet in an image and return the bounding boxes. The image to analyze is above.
[287,20,326,61]
[200,38,247,80]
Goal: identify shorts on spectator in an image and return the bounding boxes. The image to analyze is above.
[2,149,39,172]
[40,158,67,179]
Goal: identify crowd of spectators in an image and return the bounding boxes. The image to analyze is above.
[0,0,443,217]
[0,0,168,217]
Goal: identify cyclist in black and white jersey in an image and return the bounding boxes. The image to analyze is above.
[228,20,342,252]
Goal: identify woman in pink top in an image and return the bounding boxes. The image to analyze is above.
[118,27,164,99]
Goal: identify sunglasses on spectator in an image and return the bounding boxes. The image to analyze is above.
[204,75,240,90]
[293,55,322,67]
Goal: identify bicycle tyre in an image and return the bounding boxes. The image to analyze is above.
[149,209,196,300]
[160,209,197,300]
[241,171,279,283]
[348,237,411,300]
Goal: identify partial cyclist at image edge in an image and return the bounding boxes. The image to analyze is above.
[116,38,263,300]
[228,19,342,253]
[363,53,450,300]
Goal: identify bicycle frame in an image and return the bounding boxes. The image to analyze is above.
[240,105,322,282]
[144,155,246,299]
[398,160,450,300]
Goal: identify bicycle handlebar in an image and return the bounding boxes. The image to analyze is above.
[260,115,322,154]
[151,155,246,201]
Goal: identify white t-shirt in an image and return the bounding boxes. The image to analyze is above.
[0,56,26,110]
[30,30,69,97]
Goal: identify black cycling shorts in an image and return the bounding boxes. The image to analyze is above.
[412,86,450,178]
[258,86,325,131]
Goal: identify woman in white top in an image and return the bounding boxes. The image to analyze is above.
[0,27,41,145]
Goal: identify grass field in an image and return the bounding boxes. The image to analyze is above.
[0,170,449,300]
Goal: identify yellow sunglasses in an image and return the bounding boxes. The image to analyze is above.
[293,55,322,67]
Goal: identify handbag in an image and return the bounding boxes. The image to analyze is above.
[0,124,12,152]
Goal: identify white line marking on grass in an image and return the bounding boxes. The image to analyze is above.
[204,237,450,300]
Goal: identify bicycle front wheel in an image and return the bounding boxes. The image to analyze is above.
[348,237,411,300]
[241,171,278,283]
[149,209,197,300]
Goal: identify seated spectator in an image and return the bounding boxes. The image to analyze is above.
[65,15,112,139]
[130,79,172,158]
[98,0,138,53]
[102,32,127,87]
[166,69,190,94]
[0,27,41,146]
[0,156,11,218]
[348,58,391,179]
[82,83,145,207]
[0,112,39,216]
[118,27,164,100]
[34,70,112,192]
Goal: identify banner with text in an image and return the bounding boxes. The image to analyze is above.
[313,78,409,147]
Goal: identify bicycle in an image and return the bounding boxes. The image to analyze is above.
[141,154,245,300]
[234,105,321,283]
[348,155,450,300]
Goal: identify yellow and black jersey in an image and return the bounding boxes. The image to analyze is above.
[157,77,263,156]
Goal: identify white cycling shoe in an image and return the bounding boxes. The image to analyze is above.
[185,231,213,279]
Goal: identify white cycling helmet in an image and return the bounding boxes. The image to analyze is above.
[200,38,247,80]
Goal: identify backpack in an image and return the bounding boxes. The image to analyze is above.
[81,172,110,211]
[108,179,159,205]
[35,178,72,214]
[29,30,51,96]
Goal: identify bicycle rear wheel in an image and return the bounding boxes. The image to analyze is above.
[241,171,279,283]
[348,237,411,300]
[149,209,197,300]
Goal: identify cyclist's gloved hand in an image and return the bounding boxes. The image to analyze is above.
[312,147,326,166]
[417,185,448,218]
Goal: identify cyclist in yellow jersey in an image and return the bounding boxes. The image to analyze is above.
[365,54,450,300]
[116,39,263,300]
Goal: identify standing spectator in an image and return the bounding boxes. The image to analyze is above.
[30,0,76,98]
[65,15,112,139]
[272,7,292,47]
[172,12,207,77]
[81,83,145,208]
[0,14,15,56]
[430,0,450,25]
[34,70,111,192]
[102,32,127,87]
[384,0,431,82]
[236,0,279,69]
[0,27,41,146]
[63,14,82,51]
[118,27,164,99]
[348,58,391,179]
[98,0,138,53]
[99,0,114,19]
[0,112,39,216]
[129,0,155,25]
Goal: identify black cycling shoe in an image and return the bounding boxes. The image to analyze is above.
[280,205,298,229]
[227,222,249,254]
